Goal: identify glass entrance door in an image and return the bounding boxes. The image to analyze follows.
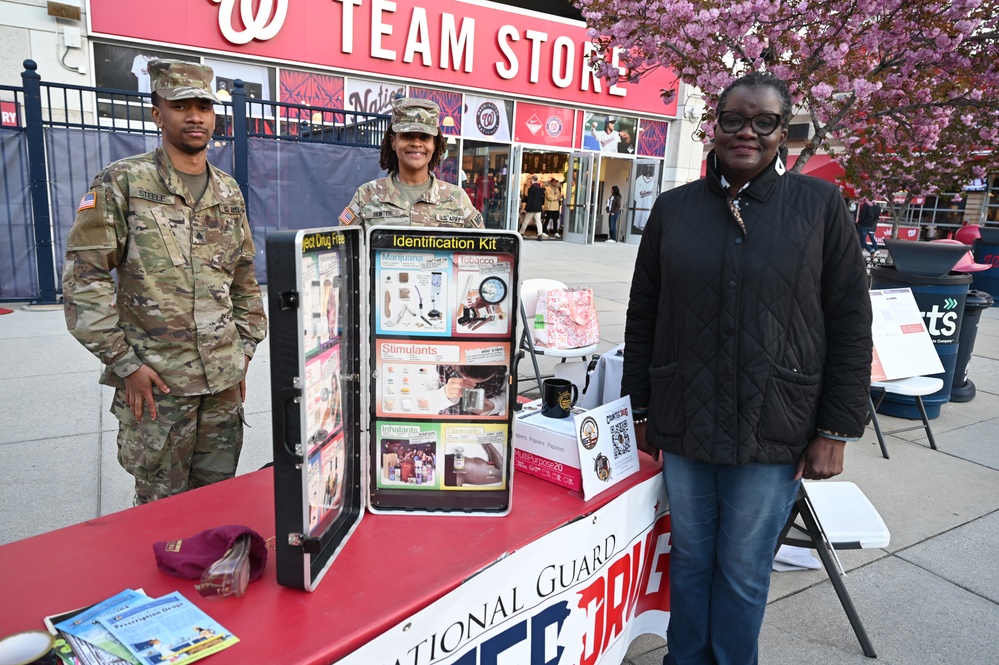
[506,145,523,233]
[461,140,512,230]
[624,159,661,245]
[563,152,598,244]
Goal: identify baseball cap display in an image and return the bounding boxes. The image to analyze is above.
[954,224,982,245]
[148,59,221,103]
[931,239,994,273]
[391,97,440,136]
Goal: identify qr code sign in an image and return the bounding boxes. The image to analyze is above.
[610,420,631,459]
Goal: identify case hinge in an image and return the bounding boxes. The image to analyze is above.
[288,533,322,554]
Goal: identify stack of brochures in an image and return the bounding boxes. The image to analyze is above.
[45,589,237,665]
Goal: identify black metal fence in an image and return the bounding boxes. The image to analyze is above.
[0,60,388,303]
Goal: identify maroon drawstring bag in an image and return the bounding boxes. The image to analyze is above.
[152,525,268,582]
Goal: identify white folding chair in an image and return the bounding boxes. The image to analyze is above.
[515,278,599,397]
[777,481,890,658]
[868,376,944,459]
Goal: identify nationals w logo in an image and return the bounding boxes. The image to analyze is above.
[212,0,288,44]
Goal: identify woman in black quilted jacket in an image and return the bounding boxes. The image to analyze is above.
[622,72,872,665]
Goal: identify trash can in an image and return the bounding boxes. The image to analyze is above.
[871,265,971,419]
[950,290,994,402]
[971,228,999,302]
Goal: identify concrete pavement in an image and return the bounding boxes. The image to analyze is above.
[2,239,998,663]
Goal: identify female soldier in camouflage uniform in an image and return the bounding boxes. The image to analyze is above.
[338,98,483,229]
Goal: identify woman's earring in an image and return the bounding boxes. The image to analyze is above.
[774,154,786,175]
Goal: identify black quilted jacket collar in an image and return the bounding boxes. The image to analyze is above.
[705,147,788,203]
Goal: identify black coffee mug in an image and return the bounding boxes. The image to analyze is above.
[542,378,578,418]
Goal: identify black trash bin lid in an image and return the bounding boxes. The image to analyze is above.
[966,289,995,307]
[886,239,968,277]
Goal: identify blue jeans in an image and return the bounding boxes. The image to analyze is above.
[662,453,800,665]
[857,226,878,253]
[608,211,620,240]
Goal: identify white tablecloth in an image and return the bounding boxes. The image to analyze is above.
[553,342,624,409]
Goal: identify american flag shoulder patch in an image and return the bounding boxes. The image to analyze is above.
[338,207,356,226]
[77,191,97,212]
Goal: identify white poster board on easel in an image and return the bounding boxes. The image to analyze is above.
[870,289,944,381]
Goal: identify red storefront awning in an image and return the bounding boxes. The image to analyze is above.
[787,154,856,197]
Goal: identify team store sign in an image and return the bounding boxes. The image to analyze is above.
[339,475,671,665]
[88,0,679,116]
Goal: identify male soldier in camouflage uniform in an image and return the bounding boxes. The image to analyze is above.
[338,97,483,229]
[63,60,267,505]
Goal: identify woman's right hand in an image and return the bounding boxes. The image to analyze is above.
[635,422,660,462]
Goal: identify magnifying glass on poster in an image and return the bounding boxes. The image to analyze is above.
[478,276,507,304]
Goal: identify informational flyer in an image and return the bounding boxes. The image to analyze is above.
[97,592,237,665]
[367,228,520,514]
[300,248,348,534]
[55,589,147,664]
[304,346,343,455]
[870,288,944,381]
[300,242,341,354]
[307,432,346,531]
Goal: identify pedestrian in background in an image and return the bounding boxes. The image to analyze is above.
[622,71,872,665]
[543,177,562,238]
[519,174,546,238]
[857,201,882,256]
[338,97,483,229]
[606,185,622,243]
[63,60,267,505]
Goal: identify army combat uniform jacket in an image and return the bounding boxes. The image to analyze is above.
[63,147,267,396]
[338,174,484,229]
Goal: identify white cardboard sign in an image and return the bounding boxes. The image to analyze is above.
[870,288,944,381]
[574,396,641,500]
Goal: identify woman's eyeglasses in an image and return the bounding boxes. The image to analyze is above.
[717,112,784,136]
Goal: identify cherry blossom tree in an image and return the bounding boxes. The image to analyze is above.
[842,101,999,235]
[574,0,999,233]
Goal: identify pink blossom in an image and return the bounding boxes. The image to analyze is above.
[576,0,999,211]
[811,83,835,100]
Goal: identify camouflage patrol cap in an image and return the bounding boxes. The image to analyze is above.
[391,97,440,136]
[148,59,220,103]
